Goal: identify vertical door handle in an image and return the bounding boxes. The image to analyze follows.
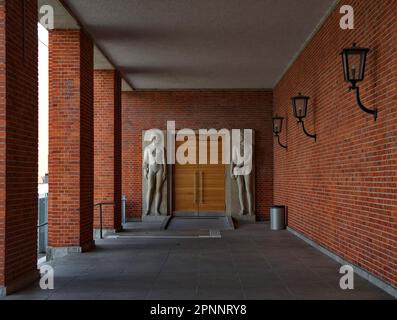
[194,171,197,204]
[200,171,203,204]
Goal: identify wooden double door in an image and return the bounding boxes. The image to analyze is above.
[173,136,225,215]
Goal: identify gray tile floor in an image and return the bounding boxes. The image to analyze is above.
[2,222,394,300]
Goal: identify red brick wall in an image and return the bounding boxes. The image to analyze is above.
[49,30,94,250]
[273,0,397,287]
[94,70,122,230]
[122,91,273,220]
[0,0,38,288]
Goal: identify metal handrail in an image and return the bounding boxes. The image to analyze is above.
[36,200,115,239]
[95,202,115,239]
[37,222,48,228]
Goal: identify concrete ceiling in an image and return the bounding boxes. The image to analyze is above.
[38,0,133,91]
[61,0,336,89]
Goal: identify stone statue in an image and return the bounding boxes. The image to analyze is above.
[231,132,253,215]
[143,132,167,215]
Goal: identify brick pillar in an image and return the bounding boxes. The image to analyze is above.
[94,70,122,236]
[48,30,95,259]
[0,0,39,296]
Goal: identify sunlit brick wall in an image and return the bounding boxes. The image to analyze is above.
[273,0,397,287]
[94,70,122,230]
[48,30,94,249]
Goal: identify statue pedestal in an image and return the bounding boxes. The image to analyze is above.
[142,215,171,229]
[231,213,256,223]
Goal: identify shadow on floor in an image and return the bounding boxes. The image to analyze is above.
[3,222,394,300]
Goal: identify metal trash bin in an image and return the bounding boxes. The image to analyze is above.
[270,205,286,231]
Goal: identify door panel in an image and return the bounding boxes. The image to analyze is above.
[173,135,225,215]
[198,137,225,213]
[198,168,225,213]
[173,164,198,213]
[173,137,198,214]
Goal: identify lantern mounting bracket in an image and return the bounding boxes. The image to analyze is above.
[298,119,317,141]
[349,85,378,121]
[274,133,287,149]
[341,43,377,121]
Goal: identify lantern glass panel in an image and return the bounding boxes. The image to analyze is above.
[342,45,369,83]
[348,52,363,81]
[273,117,283,134]
[293,97,308,119]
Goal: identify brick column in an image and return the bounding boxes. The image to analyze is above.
[0,0,39,296]
[48,30,95,259]
[94,70,122,236]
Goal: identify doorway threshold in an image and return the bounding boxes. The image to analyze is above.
[107,229,221,239]
[166,216,234,231]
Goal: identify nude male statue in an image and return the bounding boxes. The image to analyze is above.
[143,132,167,215]
[231,132,253,215]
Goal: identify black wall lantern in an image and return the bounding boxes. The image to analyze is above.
[291,93,317,141]
[272,115,287,149]
[341,43,377,121]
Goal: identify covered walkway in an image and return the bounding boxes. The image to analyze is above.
[0,0,395,300]
[3,223,392,300]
